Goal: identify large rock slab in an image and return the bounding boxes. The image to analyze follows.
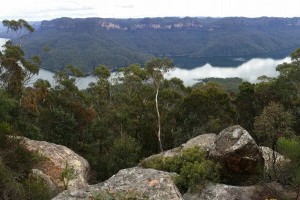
[140,133,216,165]
[20,137,90,193]
[183,183,257,200]
[181,133,217,152]
[209,125,264,182]
[53,167,183,200]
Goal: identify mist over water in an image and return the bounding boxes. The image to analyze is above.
[31,57,290,89]
[0,37,291,89]
[166,57,291,86]
[0,38,8,52]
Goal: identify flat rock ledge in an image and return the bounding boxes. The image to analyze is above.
[52,167,183,200]
[183,182,297,200]
[140,133,217,165]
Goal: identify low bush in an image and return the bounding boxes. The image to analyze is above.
[140,147,221,192]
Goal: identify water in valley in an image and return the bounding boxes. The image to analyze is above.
[0,38,291,89]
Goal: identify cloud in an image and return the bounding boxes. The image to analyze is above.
[1,0,300,21]
[115,4,135,9]
[0,0,98,21]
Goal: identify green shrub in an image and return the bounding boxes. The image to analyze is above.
[277,137,300,195]
[0,137,51,200]
[60,162,75,190]
[140,147,221,192]
[102,135,142,179]
[24,176,52,200]
[0,159,26,200]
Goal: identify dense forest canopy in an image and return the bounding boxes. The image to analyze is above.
[0,19,300,199]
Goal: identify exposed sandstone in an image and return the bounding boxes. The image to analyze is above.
[20,137,90,192]
[183,182,296,200]
[140,133,216,165]
[53,167,183,200]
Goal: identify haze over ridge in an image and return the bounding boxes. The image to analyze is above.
[1,0,300,21]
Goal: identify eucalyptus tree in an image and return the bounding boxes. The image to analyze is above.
[2,19,34,46]
[183,82,235,137]
[274,48,300,133]
[0,20,39,98]
[253,102,295,179]
[236,82,256,132]
[145,58,174,152]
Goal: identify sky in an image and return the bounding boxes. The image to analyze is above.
[0,0,300,21]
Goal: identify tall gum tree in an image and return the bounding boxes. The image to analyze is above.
[145,57,174,152]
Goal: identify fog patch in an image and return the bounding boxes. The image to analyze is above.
[0,38,9,52]
[29,57,291,89]
[166,57,291,86]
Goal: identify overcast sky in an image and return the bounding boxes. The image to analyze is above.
[1,0,300,21]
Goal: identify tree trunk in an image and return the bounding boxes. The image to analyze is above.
[272,142,277,179]
[155,85,163,152]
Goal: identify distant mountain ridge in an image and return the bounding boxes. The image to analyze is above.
[39,17,300,31]
[21,17,300,72]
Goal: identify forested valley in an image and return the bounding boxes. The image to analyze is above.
[0,20,300,199]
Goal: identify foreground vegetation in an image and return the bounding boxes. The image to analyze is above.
[0,19,300,199]
[140,147,221,193]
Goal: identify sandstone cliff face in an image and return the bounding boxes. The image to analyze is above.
[53,167,183,200]
[20,137,90,194]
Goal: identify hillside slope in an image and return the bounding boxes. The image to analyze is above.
[22,17,300,72]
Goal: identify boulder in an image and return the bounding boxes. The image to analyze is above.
[181,133,217,152]
[52,167,183,200]
[183,182,297,200]
[140,133,216,165]
[209,125,264,182]
[260,146,290,172]
[20,137,90,193]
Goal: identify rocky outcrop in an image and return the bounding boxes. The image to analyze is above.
[141,126,264,184]
[52,167,183,200]
[14,124,297,200]
[209,125,264,180]
[183,183,258,200]
[140,133,216,165]
[20,137,90,193]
